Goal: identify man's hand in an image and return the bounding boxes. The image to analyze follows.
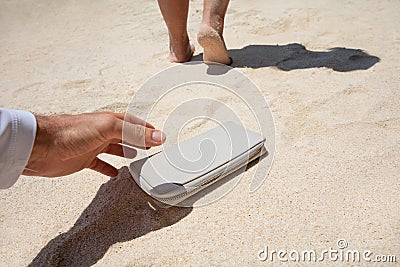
[23,112,166,177]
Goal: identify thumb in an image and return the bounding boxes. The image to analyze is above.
[89,157,119,177]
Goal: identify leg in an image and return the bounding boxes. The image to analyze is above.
[157,0,195,63]
[198,0,231,65]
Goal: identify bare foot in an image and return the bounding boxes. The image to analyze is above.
[168,38,195,63]
[197,24,231,65]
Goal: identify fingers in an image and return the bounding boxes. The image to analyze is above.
[89,157,119,177]
[103,144,138,158]
[114,113,155,129]
[108,119,166,148]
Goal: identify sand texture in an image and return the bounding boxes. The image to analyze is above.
[0,0,399,266]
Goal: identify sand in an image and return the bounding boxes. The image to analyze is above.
[0,0,399,266]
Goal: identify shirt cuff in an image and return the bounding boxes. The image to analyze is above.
[0,109,37,189]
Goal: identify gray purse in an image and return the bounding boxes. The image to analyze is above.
[130,121,266,206]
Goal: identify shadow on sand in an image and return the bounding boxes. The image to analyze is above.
[29,149,268,266]
[193,43,380,71]
[29,167,192,266]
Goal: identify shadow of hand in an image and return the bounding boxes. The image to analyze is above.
[29,167,192,267]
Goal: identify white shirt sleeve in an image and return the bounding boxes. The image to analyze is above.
[0,108,37,189]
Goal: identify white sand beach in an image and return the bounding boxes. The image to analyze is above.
[0,0,399,266]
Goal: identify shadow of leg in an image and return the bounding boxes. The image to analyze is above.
[195,43,379,71]
[274,46,380,72]
[29,167,192,267]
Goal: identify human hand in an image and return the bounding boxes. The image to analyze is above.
[23,112,165,177]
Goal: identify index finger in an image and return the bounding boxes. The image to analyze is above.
[105,118,165,148]
[114,113,155,129]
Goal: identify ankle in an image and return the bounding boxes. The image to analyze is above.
[201,15,225,35]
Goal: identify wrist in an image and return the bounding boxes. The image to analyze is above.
[24,116,53,173]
